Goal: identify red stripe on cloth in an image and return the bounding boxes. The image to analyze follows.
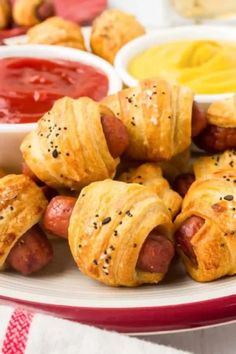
[2,309,34,354]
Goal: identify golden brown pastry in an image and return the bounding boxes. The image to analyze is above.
[193,95,236,152]
[175,169,236,282]
[0,174,48,270]
[118,163,182,218]
[193,150,236,179]
[27,16,86,50]
[90,9,145,64]
[20,97,120,190]
[13,0,54,26]
[159,148,191,183]
[102,78,193,161]
[0,0,11,29]
[69,179,174,287]
[207,95,236,128]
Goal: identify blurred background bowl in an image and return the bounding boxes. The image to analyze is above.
[0,44,122,172]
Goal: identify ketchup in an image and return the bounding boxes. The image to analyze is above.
[0,57,109,123]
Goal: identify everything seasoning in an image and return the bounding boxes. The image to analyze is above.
[102,217,111,225]
[224,195,234,201]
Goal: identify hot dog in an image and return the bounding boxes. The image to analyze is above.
[191,101,208,138]
[43,196,76,239]
[175,216,205,265]
[44,196,174,273]
[194,125,236,152]
[136,231,174,273]
[101,115,129,158]
[7,225,53,275]
[173,173,195,197]
[36,0,54,21]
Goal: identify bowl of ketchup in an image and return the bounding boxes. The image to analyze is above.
[0,45,122,171]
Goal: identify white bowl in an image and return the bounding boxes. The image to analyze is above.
[0,45,122,172]
[115,25,236,107]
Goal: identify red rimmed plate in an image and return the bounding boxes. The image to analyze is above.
[1,239,236,334]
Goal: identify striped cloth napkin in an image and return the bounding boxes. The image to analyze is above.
[0,305,191,354]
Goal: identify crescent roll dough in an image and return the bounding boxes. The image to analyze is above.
[0,174,48,269]
[0,0,10,29]
[20,97,119,190]
[102,78,193,161]
[69,179,173,287]
[175,170,236,282]
[90,9,145,64]
[207,95,236,128]
[27,16,86,50]
[194,150,236,179]
[13,0,44,26]
[118,163,182,218]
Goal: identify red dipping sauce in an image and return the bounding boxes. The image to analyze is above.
[0,57,109,123]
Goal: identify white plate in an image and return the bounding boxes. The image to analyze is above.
[1,239,236,334]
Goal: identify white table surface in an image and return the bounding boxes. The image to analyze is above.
[138,322,236,354]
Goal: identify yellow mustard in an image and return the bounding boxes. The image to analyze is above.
[128,40,236,94]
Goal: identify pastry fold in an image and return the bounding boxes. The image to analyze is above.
[193,150,236,179]
[207,95,236,128]
[175,170,236,282]
[90,9,145,64]
[0,174,48,269]
[118,163,182,218]
[102,78,193,161]
[28,16,86,50]
[13,0,43,26]
[0,0,10,29]
[69,179,173,286]
[20,97,119,190]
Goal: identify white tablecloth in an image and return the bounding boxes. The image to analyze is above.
[139,322,236,354]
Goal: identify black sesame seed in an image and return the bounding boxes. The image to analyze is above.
[81,194,85,197]
[131,122,136,126]
[0,216,3,220]
[78,244,82,248]
[230,161,234,167]
[162,92,165,94]
[224,195,234,201]
[133,243,137,248]
[10,206,13,211]
[95,214,99,217]
[56,134,59,137]
[66,153,70,156]
[28,145,31,148]
[118,211,122,215]
[93,259,98,265]
[102,217,111,225]
[52,149,59,158]
[114,230,118,236]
